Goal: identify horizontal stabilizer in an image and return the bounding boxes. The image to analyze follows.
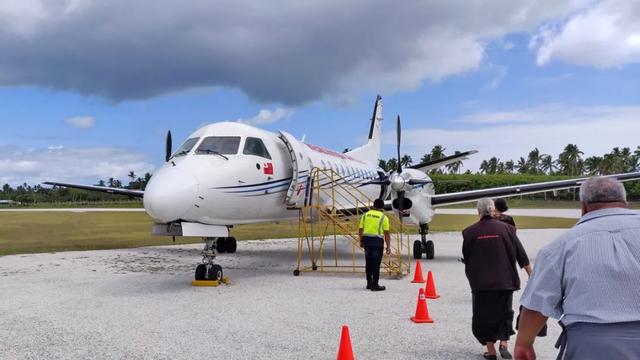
[43,181,144,198]
[410,150,478,173]
[430,171,640,207]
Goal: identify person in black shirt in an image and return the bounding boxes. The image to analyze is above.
[494,198,515,227]
[462,198,532,360]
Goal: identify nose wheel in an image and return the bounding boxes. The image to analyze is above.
[195,237,224,281]
[413,223,435,260]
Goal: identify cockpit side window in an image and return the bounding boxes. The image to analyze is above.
[196,136,241,155]
[172,137,200,158]
[243,137,272,159]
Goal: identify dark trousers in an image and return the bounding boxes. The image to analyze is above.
[557,321,640,360]
[364,244,383,285]
[472,290,515,345]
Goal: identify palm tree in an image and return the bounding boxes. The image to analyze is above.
[526,148,542,175]
[428,145,447,174]
[386,158,398,172]
[378,159,388,172]
[400,154,413,167]
[540,155,556,175]
[584,156,603,175]
[446,151,463,174]
[504,160,515,174]
[487,157,499,174]
[479,160,490,174]
[557,144,584,175]
[516,157,528,174]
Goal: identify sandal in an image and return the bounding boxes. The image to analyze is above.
[483,352,497,360]
[499,345,513,359]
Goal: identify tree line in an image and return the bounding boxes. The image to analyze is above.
[380,144,640,177]
[0,172,151,204]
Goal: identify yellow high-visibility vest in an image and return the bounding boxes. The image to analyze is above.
[359,209,389,238]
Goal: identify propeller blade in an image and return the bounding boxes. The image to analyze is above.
[408,179,433,186]
[396,115,402,174]
[165,130,172,162]
[397,190,405,219]
[362,179,391,186]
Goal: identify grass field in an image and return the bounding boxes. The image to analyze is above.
[0,211,577,256]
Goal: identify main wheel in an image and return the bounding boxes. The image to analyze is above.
[216,237,227,253]
[413,240,423,259]
[425,240,435,260]
[195,264,207,280]
[207,264,223,281]
[226,237,237,253]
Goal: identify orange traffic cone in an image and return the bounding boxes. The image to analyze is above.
[411,261,426,283]
[425,270,440,299]
[337,325,354,360]
[410,288,434,323]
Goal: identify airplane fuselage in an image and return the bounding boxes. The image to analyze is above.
[143,121,433,226]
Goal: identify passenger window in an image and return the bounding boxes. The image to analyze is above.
[196,136,241,155]
[171,137,200,158]
[243,137,272,159]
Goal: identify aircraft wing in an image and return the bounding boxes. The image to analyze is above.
[43,181,145,198]
[430,171,640,207]
[410,150,478,173]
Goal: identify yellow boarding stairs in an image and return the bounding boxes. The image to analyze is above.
[292,167,411,278]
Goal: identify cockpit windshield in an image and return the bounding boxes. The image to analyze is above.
[171,137,200,158]
[195,136,241,155]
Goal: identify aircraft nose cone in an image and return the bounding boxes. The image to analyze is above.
[143,168,198,223]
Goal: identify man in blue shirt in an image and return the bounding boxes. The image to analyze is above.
[515,177,640,359]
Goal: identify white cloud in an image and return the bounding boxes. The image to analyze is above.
[237,108,294,125]
[486,64,508,90]
[65,116,96,129]
[0,147,155,186]
[388,104,640,172]
[532,0,640,67]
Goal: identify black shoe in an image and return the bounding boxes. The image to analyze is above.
[499,346,512,359]
[371,284,386,291]
[483,353,497,360]
[366,283,372,290]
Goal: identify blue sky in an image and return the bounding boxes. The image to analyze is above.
[1,1,640,185]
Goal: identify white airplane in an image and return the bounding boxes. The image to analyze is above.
[46,96,640,281]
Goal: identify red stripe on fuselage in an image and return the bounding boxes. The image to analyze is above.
[304,143,366,164]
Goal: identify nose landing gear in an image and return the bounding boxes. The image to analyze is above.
[413,223,435,260]
[195,237,224,281]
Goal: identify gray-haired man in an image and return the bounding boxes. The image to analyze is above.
[515,177,640,359]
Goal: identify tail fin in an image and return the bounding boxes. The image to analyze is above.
[347,95,383,164]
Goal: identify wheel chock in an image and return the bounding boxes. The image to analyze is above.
[191,276,231,287]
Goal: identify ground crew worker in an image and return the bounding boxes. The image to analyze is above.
[359,198,390,291]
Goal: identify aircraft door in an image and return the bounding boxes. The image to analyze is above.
[278,131,311,208]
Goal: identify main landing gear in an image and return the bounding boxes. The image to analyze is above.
[194,236,237,281]
[217,237,237,254]
[413,223,434,260]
